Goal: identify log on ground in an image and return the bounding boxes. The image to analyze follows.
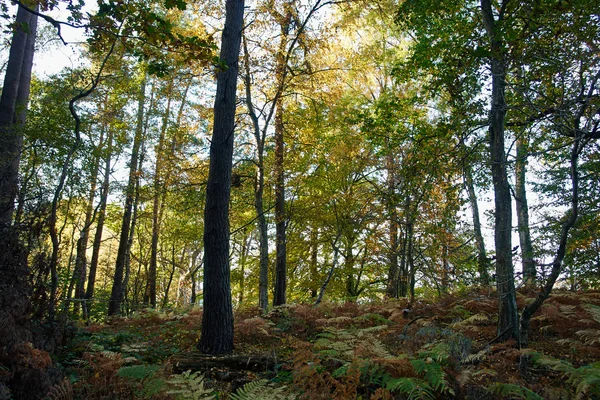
[172,352,278,373]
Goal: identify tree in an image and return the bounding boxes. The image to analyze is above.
[198,0,245,355]
[0,4,38,226]
[108,72,147,316]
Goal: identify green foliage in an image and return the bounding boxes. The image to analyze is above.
[116,364,165,398]
[526,350,600,399]
[384,377,435,400]
[487,383,544,400]
[167,370,215,400]
[230,379,293,400]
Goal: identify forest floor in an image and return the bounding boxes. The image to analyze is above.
[57,289,600,399]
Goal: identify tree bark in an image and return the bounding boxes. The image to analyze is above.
[463,163,490,286]
[108,74,147,315]
[273,8,292,306]
[198,0,244,355]
[309,227,319,298]
[242,36,270,311]
[147,82,173,308]
[515,135,535,283]
[385,145,399,298]
[73,125,102,316]
[481,0,519,343]
[0,5,37,226]
[83,128,112,319]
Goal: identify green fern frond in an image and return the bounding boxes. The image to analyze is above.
[487,383,544,400]
[322,316,353,325]
[117,364,159,380]
[572,363,600,399]
[229,379,294,400]
[450,313,489,329]
[354,313,393,325]
[167,370,215,400]
[384,377,435,400]
[526,351,600,398]
[418,342,450,364]
[410,359,452,394]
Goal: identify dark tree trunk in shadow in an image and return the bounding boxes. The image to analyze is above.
[198,0,244,355]
[481,0,519,343]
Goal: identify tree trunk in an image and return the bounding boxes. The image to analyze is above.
[73,125,102,316]
[198,0,244,355]
[273,7,293,307]
[309,227,319,298]
[463,163,490,286]
[243,35,269,311]
[83,126,113,319]
[315,234,341,306]
[386,146,399,298]
[238,232,251,305]
[481,0,519,343]
[147,82,173,308]
[108,74,147,315]
[0,5,37,226]
[515,135,535,283]
[162,245,177,308]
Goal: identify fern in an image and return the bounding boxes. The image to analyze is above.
[384,377,435,400]
[117,364,165,398]
[463,349,487,364]
[117,364,159,380]
[42,378,73,400]
[584,303,600,324]
[572,363,600,399]
[559,305,578,317]
[314,326,392,360]
[450,313,489,329]
[487,383,544,400]
[576,329,600,345]
[410,359,453,395]
[229,379,294,400]
[167,370,215,400]
[526,350,600,399]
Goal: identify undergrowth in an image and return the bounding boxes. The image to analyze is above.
[58,289,600,399]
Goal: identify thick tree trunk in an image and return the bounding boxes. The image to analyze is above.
[515,135,535,283]
[0,5,37,226]
[198,0,244,355]
[109,75,147,315]
[481,0,519,343]
[463,163,490,286]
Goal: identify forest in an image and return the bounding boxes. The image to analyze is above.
[0,0,599,398]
